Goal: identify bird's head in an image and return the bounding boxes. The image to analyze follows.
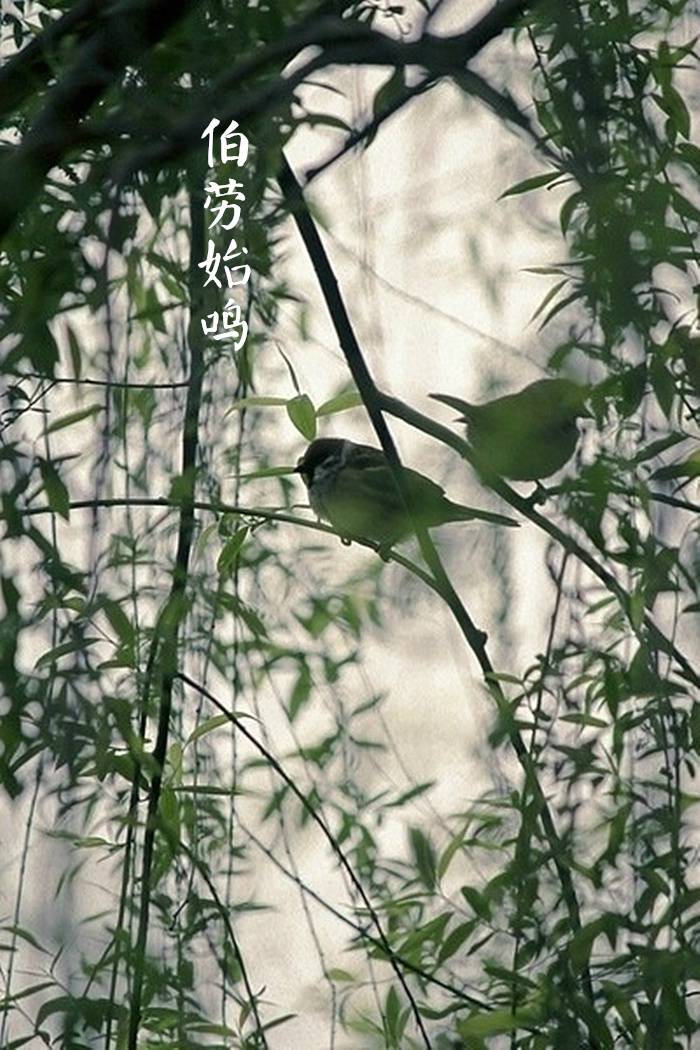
[553,378,592,416]
[294,437,347,487]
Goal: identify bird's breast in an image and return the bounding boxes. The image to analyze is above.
[307,464,337,519]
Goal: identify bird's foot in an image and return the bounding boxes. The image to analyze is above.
[340,535,352,546]
[375,542,394,562]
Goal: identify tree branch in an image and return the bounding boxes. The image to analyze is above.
[378,391,700,692]
[0,0,531,239]
[177,672,434,1049]
[0,0,102,120]
[276,151,600,1035]
[0,0,196,241]
[127,162,207,1050]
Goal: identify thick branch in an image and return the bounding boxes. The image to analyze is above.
[0,0,530,238]
[0,0,196,240]
[0,0,102,119]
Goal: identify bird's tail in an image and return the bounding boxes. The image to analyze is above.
[446,501,519,527]
[429,393,475,420]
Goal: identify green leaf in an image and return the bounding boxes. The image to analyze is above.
[461,885,491,920]
[603,802,632,865]
[409,827,437,890]
[35,638,98,668]
[649,360,676,419]
[384,985,403,1048]
[26,323,59,375]
[570,916,619,972]
[438,829,467,880]
[658,84,691,139]
[66,324,82,379]
[676,141,700,173]
[529,278,569,324]
[537,288,583,331]
[670,187,700,223]
[102,599,135,648]
[500,170,562,198]
[288,662,312,722]
[382,780,435,809]
[225,396,288,417]
[219,594,268,637]
[304,111,353,133]
[38,459,70,519]
[559,190,585,234]
[317,390,363,416]
[217,527,249,577]
[437,921,472,964]
[1,925,49,954]
[633,432,686,464]
[286,394,316,440]
[457,1006,540,1037]
[368,68,406,148]
[47,404,102,433]
[186,714,230,747]
[651,451,700,481]
[560,713,609,728]
[327,968,354,982]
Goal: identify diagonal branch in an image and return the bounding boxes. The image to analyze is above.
[276,152,601,1038]
[123,0,531,176]
[378,391,700,692]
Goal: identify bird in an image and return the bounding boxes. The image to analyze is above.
[430,378,591,482]
[294,437,518,548]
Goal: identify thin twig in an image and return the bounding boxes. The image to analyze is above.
[176,672,434,1049]
[127,162,207,1050]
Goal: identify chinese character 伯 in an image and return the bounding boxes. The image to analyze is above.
[201,118,249,169]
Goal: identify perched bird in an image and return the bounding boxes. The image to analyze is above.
[294,437,518,548]
[431,378,591,482]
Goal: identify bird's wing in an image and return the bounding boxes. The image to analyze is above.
[346,447,450,503]
[339,460,410,508]
[398,467,519,527]
[346,444,394,470]
[341,449,519,527]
